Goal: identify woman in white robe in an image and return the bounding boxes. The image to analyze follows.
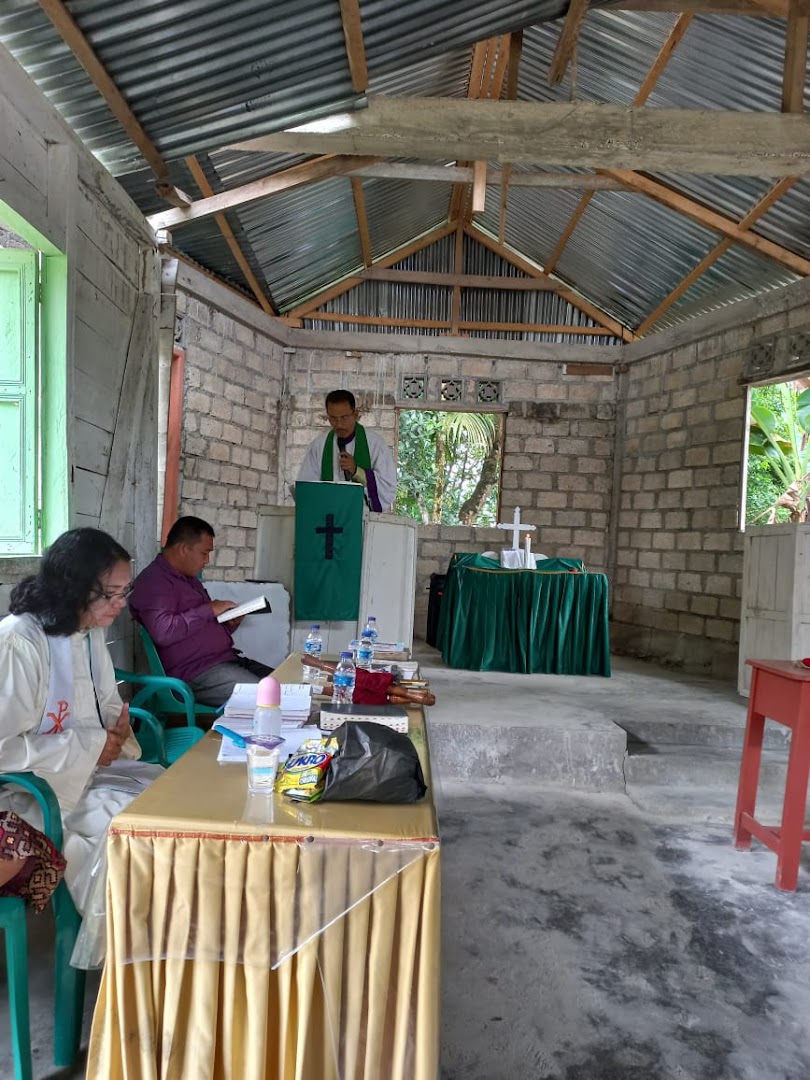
[0,528,162,915]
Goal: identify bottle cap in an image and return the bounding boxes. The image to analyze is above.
[256,675,281,707]
[340,651,352,659]
[310,624,319,630]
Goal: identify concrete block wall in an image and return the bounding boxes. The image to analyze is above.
[174,286,284,581]
[614,279,810,678]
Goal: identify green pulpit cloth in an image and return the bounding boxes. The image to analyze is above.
[436,552,611,676]
[294,482,365,621]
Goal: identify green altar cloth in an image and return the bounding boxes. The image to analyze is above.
[436,553,611,676]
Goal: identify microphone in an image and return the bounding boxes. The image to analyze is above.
[337,436,352,481]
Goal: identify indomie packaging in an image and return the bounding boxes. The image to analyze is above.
[275,737,335,802]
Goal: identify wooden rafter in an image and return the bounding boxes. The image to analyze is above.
[544,15,692,274]
[498,30,523,243]
[466,224,635,341]
[450,36,511,223]
[148,155,378,231]
[184,156,277,316]
[284,220,458,319]
[351,177,373,267]
[338,0,368,93]
[36,0,186,200]
[608,0,787,11]
[636,178,799,333]
[548,0,590,86]
[362,269,560,289]
[347,163,624,188]
[302,312,617,334]
[603,169,810,275]
[783,0,810,112]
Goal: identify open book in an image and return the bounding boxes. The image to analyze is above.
[216,595,272,623]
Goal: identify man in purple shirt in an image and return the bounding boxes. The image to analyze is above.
[129,516,272,709]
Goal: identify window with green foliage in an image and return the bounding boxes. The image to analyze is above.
[0,210,68,556]
[395,409,504,526]
[746,379,810,525]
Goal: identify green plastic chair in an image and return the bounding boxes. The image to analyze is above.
[115,623,219,748]
[0,772,85,1080]
[129,705,203,767]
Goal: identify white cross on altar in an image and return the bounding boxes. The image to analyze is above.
[496,506,536,550]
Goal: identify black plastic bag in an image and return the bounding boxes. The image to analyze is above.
[321,722,427,803]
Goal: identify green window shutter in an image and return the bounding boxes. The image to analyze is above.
[0,250,38,554]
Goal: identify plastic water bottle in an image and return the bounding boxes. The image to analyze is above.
[332,652,356,705]
[303,624,323,680]
[361,615,378,643]
[355,636,373,670]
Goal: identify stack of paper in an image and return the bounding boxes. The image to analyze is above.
[222,682,313,724]
[214,717,318,764]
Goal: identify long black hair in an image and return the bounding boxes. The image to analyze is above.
[9,528,131,635]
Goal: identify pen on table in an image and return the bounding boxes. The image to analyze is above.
[213,724,247,748]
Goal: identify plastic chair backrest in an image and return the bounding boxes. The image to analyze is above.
[133,623,219,719]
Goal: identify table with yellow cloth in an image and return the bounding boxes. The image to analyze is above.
[87,655,440,1080]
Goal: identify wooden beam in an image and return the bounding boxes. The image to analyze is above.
[346,162,625,188]
[230,98,810,176]
[351,177,373,267]
[603,169,810,275]
[184,155,277,316]
[636,177,798,333]
[783,0,810,112]
[499,31,523,242]
[549,0,591,86]
[37,0,173,184]
[499,165,512,244]
[361,268,560,289]
[147,154,378,230]
[472,161,488,215]
[285,220,458,318]
[466,223,635,340]
[338,0,368,92]
[543,14,692,271]
[304,311,618,334]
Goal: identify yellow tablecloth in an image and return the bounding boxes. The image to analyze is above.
[86,655,440,1080]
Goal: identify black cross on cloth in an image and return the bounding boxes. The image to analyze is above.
[315,513,343,559]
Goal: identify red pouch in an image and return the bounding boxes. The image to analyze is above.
[352,669,395,705]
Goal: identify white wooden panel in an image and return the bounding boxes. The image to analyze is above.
[205,581,291,669]
[361,514,418,650]
[75,273,135,353]
[72,366,118,432]
[75,184,141,287]
[74,229,139,315]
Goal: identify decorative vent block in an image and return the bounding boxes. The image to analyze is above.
[786,330,810,365]
[441,378,463,402]
[400,375,426,400]
[477,379,502,404]
[743,340,776,381]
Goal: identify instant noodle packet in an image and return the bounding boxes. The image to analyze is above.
[275,737,336,802]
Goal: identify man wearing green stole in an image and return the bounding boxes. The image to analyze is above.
[296,389,397,512]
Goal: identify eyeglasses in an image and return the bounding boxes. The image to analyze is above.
[91,582,134,603]
[327,412,355,426]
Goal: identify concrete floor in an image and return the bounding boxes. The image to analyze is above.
[3,652,810,1080]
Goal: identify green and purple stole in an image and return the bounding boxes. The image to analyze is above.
[320,423,382,511]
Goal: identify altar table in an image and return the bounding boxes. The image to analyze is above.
[436,552,611,676]
[86,654,440,1079]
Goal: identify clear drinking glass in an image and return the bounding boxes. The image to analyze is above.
[246,736,283,794]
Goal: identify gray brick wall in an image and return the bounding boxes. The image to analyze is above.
[174,288,283,580]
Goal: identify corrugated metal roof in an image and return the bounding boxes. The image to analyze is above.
[1,2,807,336]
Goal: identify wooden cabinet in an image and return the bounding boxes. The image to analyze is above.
[738,524,810,694]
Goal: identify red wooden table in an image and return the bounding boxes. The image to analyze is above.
[734,658,810,890]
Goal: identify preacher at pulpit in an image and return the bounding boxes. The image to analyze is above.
[297,390,397,512]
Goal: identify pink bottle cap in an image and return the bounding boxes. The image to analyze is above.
[256,675,281,707]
